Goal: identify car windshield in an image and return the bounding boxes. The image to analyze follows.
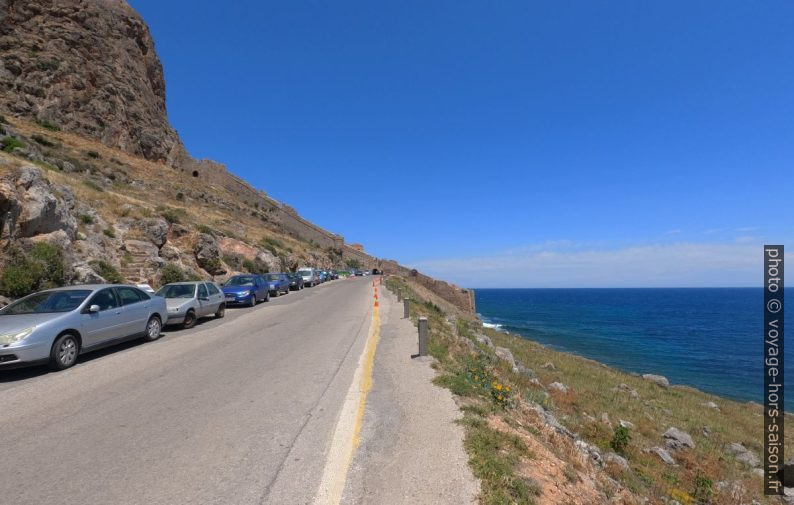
[225,276,255,287]
[156,284,196,299]
[0,290,92,315]
[298,270,312,276]
[265,274,281,281]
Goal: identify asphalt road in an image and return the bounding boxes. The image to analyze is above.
[0,277,374,505]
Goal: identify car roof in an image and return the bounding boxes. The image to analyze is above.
[48,284,135,291]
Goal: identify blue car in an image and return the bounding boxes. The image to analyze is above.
[264,273,290,296]
[221,275,269,307]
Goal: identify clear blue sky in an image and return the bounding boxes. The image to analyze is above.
[129,0,793,287]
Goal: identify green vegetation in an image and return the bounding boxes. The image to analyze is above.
[35,118,60,131]
[103,227,116,238]
[86,150,100,159]
[196,224,214,236]
[345,258,361,269]
[156,205,187,224]
[31,134,56,147]
[79,214,94,225]
[1,136,24,153]
[242,257,269,274]
[260,236,291,256]
[83,180,104,192]
[160,263,196,285]
[0,243,65,297]
[90,260,123,284]
[383,276,786,505]
[37,58,60,71]
[0,114,6,124]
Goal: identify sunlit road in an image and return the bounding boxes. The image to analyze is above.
[0,277,374,505]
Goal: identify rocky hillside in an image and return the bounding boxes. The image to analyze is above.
[0,0,473,311]
[0,0,183,164]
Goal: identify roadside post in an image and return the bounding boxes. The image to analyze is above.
[404,297,410,319]
[418,317,428,356]
[397,289,402,302]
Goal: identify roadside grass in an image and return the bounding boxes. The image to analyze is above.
[383,276,788,505]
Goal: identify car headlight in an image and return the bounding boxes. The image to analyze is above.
[239,290,250,296]
[0,327,35,345]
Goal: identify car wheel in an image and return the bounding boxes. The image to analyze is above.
[49,333,79,371]
[215,304,226,319]
[265,292,270,302]
[249,294,257,307]
[182,310,197,329]
[143,316,162,342]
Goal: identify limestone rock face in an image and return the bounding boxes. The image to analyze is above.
[0,0,183,164]
[0,165,76,240]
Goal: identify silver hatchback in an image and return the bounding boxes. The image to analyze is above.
[156,281,226,328]
[0,284,167,371]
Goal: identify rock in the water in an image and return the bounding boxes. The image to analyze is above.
[548,382,569,393]
[604,452,629,470]
[727,442,760,468]
[494,346,519,373]
[642,374,670,387]
[663,427,695,451]
[647,447,676,465]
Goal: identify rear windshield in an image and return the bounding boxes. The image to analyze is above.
[265,274,282,281]
[0,290,93,315]
[156,284,196,299]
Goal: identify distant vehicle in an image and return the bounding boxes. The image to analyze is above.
[222,275,269,307]
[318,271,328,283]
[329,270,339,280]
[354,269,363,277]
[287,273,304,291]
[137,283,156,295]
[156,281,225,328]
[297,268,318,287]
[265,273,290,296]
[0,285,167,371]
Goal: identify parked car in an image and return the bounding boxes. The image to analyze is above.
[297,268,318,287]
[287,273,304,291]
[221,275,269,307]
[318,271,328,283]
[0,284,167,371]
[265,273,290,296]
[137,283,156,295]
[156,281,225,328]
[354,269,363,276]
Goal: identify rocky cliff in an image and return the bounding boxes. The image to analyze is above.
[0,0,473,313]
[0,0,182,164]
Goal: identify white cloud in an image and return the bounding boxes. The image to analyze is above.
[409,241,790,288]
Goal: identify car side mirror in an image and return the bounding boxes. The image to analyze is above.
[88,304,100,313]
[199,296,209,301]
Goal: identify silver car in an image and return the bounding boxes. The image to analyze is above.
[0,284,167,371]
[156,281,225,328]
[297,268,319,287]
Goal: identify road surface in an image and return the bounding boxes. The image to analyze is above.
[0,277,374,505]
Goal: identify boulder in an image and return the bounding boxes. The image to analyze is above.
[194,233,224,274]
[475,334,494,349]
[493,346,519,373]
[575,440,603,466]
[0,295,10,307]
[530,404,574,438]
[611,383,640,399]
[145,218,169,247]
[256,249,280,272]
[604,452,629,470]
[663,427,695,451]
[12,166,77,239]
[543,362,556,370]
[702,401,720,411]
[642,374,670,388]
[548,382,569,394]
[159,244,182,261]
[726,442,760,468]
[647,447,676,465]
[600,412,612,428]
[72,263,106,284]
[516,363,536,380]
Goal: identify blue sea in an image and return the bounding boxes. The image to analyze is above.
[474,288,791,410]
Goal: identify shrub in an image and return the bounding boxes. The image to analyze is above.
[610,425,631,455]
[156,206,186,224]
[79,214,94,225]
[35,118,60,131]
[0,114,6,124]
[90,260,123,284]
[222,253,244,270]
[86,150,100,159]
[176,192,184,201]
[31,134,55,147]
[346,258,361,269]
[196,224,214,236]
[83,180,104,192]
[0,243,65,297]
[242,257,269,274]
[160,263,188,285]
[1,136,24,153]
[103,227,115,238]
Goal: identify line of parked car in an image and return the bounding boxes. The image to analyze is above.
[0,268,347,371]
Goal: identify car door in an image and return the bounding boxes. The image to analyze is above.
[81,288,124,348]
[256,276,267,299]
[206,283,223,313]
[196,283,210,317]
[116,287,150,336]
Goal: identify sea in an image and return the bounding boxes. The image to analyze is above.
[474,288,791,410]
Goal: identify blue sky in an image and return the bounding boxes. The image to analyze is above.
[129,0,793,287]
